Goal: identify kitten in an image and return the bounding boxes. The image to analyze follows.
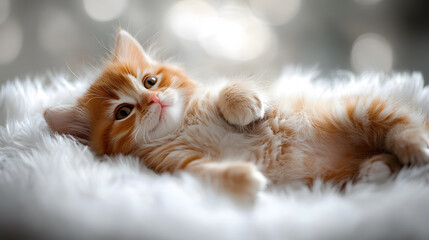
[44,30,429,200]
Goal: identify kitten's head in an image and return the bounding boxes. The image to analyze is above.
[44,29,196,155]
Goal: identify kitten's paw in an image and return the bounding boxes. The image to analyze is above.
[357,154,401,183]
[220,162,267,202]
[217,82,266,126]
[399,145,429,165]
[389,129,429,165]
[359,161,391,183]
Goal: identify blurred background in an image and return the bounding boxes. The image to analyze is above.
[0,0,429,85]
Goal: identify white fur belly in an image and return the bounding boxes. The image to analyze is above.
[182,122,257,161]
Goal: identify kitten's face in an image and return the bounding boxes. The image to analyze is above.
[44,30,196,155]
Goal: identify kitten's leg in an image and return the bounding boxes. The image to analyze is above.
[385,122,429,165]
[356,154,402,183]
[185,160,267,202]
[216,81,267,126]
[341,97,429,165]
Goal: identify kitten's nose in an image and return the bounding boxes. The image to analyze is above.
[145,92,160,105]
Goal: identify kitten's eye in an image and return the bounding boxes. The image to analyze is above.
[143,75,158,89]
[115,104,134,120]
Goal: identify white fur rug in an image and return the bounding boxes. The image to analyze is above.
[1,69,429,240]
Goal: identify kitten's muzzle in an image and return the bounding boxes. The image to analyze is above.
[144,92,165,108]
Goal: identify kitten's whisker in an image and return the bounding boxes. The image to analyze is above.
[134,24,150,40]
[65,61,81,81]
[94,36,115,57]
[86,61,100,73]
[134,122,142,143]
[143,31,160,52]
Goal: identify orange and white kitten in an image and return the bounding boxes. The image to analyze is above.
[45,30,429,200]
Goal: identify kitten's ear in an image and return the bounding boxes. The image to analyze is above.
[44,106,91,145]
[113,29,151,64]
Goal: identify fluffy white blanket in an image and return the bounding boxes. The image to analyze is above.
[1,69,429,240]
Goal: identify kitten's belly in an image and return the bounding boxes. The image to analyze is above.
[184,116,310,184]
[231,114,365,185]
[186,123,258,161]
[183,109,364,185]
[183,119,295,183]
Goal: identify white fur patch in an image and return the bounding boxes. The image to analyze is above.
[133,88,185,142]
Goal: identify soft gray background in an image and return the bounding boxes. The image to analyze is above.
[0,0,428,84]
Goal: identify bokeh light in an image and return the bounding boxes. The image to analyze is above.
[83,0,128,22]
[2,1,429,84]
[168,0,217,41]
[169,1,274,61]
[351,33,393,72]
[0,20,22,65]
[201,6,273,61]
[38,7,81,56]
[249,0,301,25]
[0,0,10,25]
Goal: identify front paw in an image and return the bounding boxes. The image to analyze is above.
[220,162,267,202]
[217,82,266,126]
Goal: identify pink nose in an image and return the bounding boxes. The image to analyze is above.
[147,92,160,105]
